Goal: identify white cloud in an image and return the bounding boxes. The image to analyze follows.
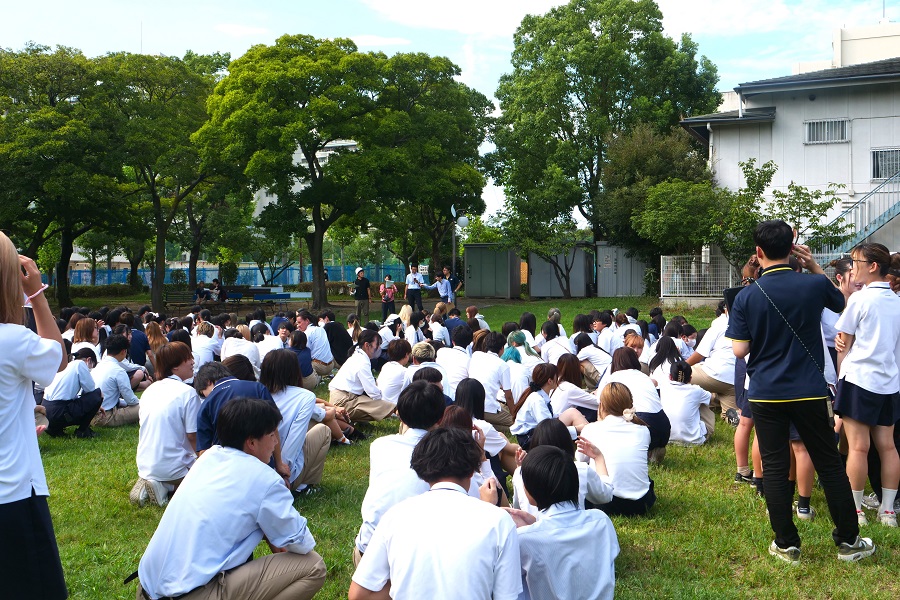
[351,34,412,47]
[214,23,270,37]
[360,0,565,37]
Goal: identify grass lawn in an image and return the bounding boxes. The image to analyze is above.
[40,298,900,599]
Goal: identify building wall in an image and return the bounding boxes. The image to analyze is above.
[711,83,900,224]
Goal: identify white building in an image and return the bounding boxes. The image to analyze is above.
[681,23,900,251]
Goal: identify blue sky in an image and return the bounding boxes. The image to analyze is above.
[3,0,897,214]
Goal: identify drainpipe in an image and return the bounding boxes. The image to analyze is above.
[707,122,714,169]
[738,90,744,118]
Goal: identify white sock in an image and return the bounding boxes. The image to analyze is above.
[852,490,864,512]
[880,488,898,515]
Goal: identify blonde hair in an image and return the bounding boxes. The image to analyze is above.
[398,305,412,327]
[196,321,214,338]
[433,302,448,319]
[236,324,251,341]
[623,331,644,353]
[0,233,24,324]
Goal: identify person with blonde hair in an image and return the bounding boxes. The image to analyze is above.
[0,233,67,599]
[577,382,655,516]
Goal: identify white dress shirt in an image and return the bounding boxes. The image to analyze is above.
[435,346,469,401]
[512,462,614,517]
[43,359,96,401]
[596,328,623,356]
[304,325,333,363]
[0,324,63,503]
[661,380,711,445]
[430,322,451,347]
[355,429,430,553]
[550,381,598,416]
[600,369,663,414]
[577,345,612,380]
[352,481,522,600]
[577,416,651,500]
[468,351,511,414]
[405,272,425,289]
[191,334,219,376]
[506,362,532,409]
[404,325,425,345]
[70,340,101,363]
[540,337,573,366]
[220,337,260,371]
[692,313,736,384]
[272,386,325,484]
[516,503,619,600]
[376,361,408,404]
[136,376,200,482]
[329,349,382,399]
[92,355,139,411]
[835,281,900,394]
[255,334,286,362]
[511,389,577,439]
[138,445,316,599]
[403,361,447,388]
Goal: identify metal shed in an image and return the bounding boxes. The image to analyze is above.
[595,242,648,297]
[463,244,521,299]
[528,244,595,298]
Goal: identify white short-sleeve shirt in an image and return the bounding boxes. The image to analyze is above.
[692,314,735,384]
[550,381,599,416]
[0,324,63,502]
[376,361,408,404]
[835,281,900,394]
[271,385,320,484]
[661,380,711,446]
[352,482,522,600]
[600,369,663,414]
[512,462,613,517]
[577,416,651,500]
[136,376,200,482]
[435,346,469,401]
[540,337,573,366]
[517,503,619,600]
[92,356,139,410]
[43,359,96,401]
[596,328,623,357]
[329,349,382,399]
[468,351,511,414]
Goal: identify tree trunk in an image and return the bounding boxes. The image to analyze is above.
[128,246,145,289]
[308,230,328,310]
[89,250,98,286]
[151,215,166,312]
[188,242,201,289]
[56,227,75,308]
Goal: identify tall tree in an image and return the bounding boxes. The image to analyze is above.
[94,52,216,311]
[196,34,382,309]
[0,43,122,306]
[489,0,719,243]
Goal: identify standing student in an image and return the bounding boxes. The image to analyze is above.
[443,265,462,305]
[404,265,425,312]
[0,241,68,600]
[508,446,619,600]
[379,275,397,322]
[834,242,900,528]
[134,398,326,600]
[726,220,872,563]
[353,267,372,321]
[424,272,452,304]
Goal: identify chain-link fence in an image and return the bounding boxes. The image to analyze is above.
[660,253,843,298]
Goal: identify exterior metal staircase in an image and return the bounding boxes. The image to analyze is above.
[820,170,900,255]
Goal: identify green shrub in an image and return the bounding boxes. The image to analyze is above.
[61,284,143,299]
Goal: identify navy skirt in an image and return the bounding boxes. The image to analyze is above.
[835,379,900,427]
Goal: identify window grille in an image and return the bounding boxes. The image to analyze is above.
[872,148,900,180]
[804,119,849,144]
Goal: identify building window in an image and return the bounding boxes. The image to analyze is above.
[804,119,849,144]
[872,148,900,180]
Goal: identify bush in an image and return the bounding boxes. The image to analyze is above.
[170,269,187,288]
[58,284,143,299]
[218,262,238,286]
[643,267,661,298]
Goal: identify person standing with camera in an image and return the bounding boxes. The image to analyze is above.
[353,267,371,321]
[405,265,425,312]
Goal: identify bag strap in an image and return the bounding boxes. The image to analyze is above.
[753,279,829,386]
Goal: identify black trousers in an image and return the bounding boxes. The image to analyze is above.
[406,289,423,312]
[752,399,858,548]
[0,490,68,599]
[381,301,395,323]
[44,389,102,435]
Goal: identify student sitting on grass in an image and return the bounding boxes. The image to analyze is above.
[660,361,714,446]
[512,418,613,517]
[135,397,326,600]
[350,427,521,600]
[42,348,102,438]
[90,334,141,428]
[131,342,198,508]
[577,382,655,516]
[510,363,588,451]
[506,445,619,600]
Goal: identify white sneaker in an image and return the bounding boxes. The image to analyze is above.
[878,510,898,528]
[794,502,816,521]
[146,480,169,507]
[857,510,868,526]
[129,478,149,507]
[860,492,881,511]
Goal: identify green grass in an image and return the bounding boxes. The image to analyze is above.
[40,298,900,599]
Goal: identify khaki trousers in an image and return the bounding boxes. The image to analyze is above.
[291,424,330,489]
[700,404,716,440]
[355,299,369,320]
[92,404,140,428]
[483,404,513,435]
[352,546,364,568]
[312,360,335,377]
[301,372,321,392]
[580,360,601,389]
[137,551,326,600]
[691,364,737,415]
[329,389,396,422]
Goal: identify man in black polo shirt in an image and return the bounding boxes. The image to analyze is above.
[726,220,874,563]
[353,267,371,320]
